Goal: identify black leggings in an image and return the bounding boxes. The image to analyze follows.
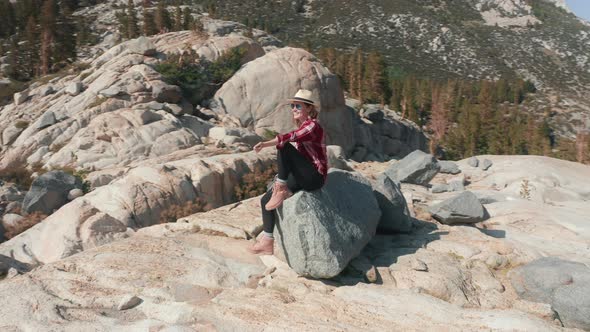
[261,143,324,234]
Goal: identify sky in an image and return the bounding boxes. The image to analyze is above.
[566,0,590,21]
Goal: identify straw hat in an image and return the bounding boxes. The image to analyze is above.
[286,89,316,107]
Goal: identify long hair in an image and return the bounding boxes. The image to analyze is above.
[294,104,318,127]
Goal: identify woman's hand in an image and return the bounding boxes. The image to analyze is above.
[254,142,264,153]
[254,137,278,153]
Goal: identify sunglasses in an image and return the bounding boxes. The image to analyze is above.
[290,103,304,111]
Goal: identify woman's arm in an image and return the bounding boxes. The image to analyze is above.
[253,137,278,153]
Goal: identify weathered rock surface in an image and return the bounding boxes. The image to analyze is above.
[384,150,440,185]
[429,191,490,225]
[275,169,381,278]
[510,257,590,330]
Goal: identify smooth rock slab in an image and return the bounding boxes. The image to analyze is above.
[384,150,440,186]
[428,191,489,225]
[275,169,381,278]
[509,257,590,330]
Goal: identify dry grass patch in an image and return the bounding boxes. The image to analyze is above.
[4,212,48,239]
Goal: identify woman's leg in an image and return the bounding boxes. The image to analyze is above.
[277,143,324,191]
[260,189,275,235]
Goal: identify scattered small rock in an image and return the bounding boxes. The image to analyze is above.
[411,258,428,272]
[14,90,29,105]
[467,157,479,167]
[117,295,142,311]
[65,82,83,96]
[431,184,449,193]
[68,188,84,201]
[481,159,493,171]
[99,86,121,98]
[429,191,490,225]
[36,111,57,130]
[438,160,461,174]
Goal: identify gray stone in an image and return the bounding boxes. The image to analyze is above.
[163,103,184,116]
[448,179,465,192]
[13,90,29,105]
[22,171,83,215]
[439,160,461,174]
[68,188,84,200]
[373,174,412,233]
[38,85,55,97]
[36,111,57,130]
[327,145,353,171]
[127,36,157,56]
[275,169,381,278]
[428,191,490,225]
[431,184,450,193]
[481,159,493,171]
[384,150,440,186]
[2,126,24,146]
[151,81,182,104]
[467,157,479,167]
[99,86,121,98]
[363,107,384,122]
[351,146,367,162]
[509,257,590,330]
[117,295,142,310]
[65,82,83,96]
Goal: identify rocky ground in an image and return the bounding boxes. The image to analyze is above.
[0,154,588,331]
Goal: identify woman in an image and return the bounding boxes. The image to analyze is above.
[248,89,328,255]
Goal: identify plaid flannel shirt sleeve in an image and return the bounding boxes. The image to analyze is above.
[276,120,317,148]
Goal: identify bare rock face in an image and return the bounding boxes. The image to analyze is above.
[210,47,354,153]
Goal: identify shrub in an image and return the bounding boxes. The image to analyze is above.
[262,129,279,140]
[234,164,277,201]
[14,120,29,129]
[154,46,246,106]
[4,212,48,239]
[159,198,208,223]
[0,165,35,189]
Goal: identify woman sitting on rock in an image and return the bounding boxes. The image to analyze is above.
[248,89,328,255]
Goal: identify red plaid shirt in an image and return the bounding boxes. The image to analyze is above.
[276,119,328,180]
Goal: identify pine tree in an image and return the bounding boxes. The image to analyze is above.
[116,9,129,39]
[23,16,39,78]
[428,83,449,155]
[347,49,363,102]
[173,5,182,31]
[142,0,157,37]
[127,0,139,38]
[39,0,58,75]
[576,129,589,163]
[363,51,385,104]
[0,0,17,38]
[182,7,192,30]
[155,1,171,33]
[56,3,77,63]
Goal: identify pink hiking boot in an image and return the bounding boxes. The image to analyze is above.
[265,181,292,210]
[248,235,274,255]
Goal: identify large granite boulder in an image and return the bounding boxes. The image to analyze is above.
[428,191,490,225]
[384,150,440,186]
[275,169,381,278]
[22,171,83,215]
[372,174,412,233]
[209,47,354,154]
[509,257,590,330]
